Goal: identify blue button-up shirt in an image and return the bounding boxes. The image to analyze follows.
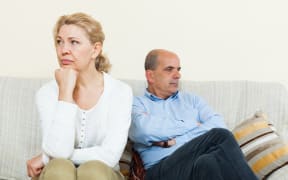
[129,90,227,169]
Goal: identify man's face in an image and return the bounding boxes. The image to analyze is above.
[147,52,181,99]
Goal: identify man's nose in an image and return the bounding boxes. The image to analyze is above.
[174,70,181,79]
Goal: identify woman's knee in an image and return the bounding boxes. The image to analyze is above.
[31,176,39,180]
[77,160,122,180]
[39,158,76,180]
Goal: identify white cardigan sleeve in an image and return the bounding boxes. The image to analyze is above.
[36,81,77,162]
[70,82,133,168]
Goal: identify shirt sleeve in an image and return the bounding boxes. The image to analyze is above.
[36,83,77,162]
[70,84,133,168]
[129,97,170,146]
[193,95,227,129]
[42,152,50,165]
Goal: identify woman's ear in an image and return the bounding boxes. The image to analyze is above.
[92,42,102,59]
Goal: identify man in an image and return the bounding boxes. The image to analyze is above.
[128,49,257,180]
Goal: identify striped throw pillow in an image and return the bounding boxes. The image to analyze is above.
[232,111,288,179]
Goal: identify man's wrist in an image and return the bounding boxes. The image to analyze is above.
[152,140,171,148]
[163,140,169,148]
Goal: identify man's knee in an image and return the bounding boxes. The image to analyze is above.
[194,154,222,179]
[194,154,215,169]
[40,158,75,180]
[210,128,234,139]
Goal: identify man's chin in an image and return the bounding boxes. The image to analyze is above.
[169,88,178,94]
[170,84,179,89]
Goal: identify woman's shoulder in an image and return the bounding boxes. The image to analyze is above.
[36,79,58,99]
[103,73,133,108]
[104,73,132,93]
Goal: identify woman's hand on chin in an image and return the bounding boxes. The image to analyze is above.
[55,68,78,103]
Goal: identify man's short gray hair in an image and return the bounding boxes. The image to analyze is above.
[144,49,160,70]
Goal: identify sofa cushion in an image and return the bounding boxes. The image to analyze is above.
[232,111,288,179]
[0,77,46,180]
[119,139,133,177]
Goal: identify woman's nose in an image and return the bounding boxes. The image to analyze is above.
[60,43,71,55]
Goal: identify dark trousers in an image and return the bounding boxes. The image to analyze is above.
[145,128,258,180]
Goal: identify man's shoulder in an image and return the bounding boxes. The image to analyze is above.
[133,94,148,102]
[132,93,156,107]
[177,91,205,103]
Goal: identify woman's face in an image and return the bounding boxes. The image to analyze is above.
[55,24,100,71]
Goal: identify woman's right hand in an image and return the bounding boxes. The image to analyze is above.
[26,154,44,178]
[55,68,78,103]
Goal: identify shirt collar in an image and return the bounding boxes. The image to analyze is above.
[144,89,179,101]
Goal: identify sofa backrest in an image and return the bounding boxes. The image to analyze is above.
[123,79,288,136]
[1,77,288,179]
[0,77,47,180]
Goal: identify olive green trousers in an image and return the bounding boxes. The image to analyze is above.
[32,159,124,180]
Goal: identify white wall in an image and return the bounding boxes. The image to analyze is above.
[0,0,287,81]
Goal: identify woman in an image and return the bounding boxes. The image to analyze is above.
[26,12,132,180]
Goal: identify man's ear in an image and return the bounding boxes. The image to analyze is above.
[92,42,102,59]
[145,70,154,84]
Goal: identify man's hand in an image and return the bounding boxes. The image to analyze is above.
[26,154,44,178]
[152,138,176,148]
[55,68,78,103]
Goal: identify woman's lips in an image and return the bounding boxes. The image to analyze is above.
[61,59,73,65]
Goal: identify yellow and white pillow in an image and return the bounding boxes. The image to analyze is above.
[233,111,288,179]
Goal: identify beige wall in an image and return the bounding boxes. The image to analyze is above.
[0,0,287,81]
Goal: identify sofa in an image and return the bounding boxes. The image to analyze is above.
[0,76,288,180]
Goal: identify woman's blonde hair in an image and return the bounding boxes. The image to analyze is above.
[54,12,111,72]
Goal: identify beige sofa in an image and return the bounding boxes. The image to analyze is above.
[1,77,288,180]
